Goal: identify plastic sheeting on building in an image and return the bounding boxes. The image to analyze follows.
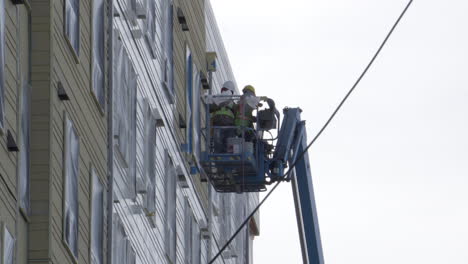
[164,153,177,263]
[0,0,5,129]
[113,33,137,199]
[162,0,174,98]
[112,214,136,264]
[64,0,80,54]
[64,116,80,258]
[184,198,192,264]
[144,0,156,56]
[192,69,201,159]
[92,0,105,107]
[191,216,201,264]
[19,82,31,213]
[91,169,104,264]
[2,225,15,264]
[142,99,157,216]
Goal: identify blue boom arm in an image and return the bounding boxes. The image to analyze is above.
[273,108,324,264]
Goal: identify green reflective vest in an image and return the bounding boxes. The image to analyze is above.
[213,106,234,119]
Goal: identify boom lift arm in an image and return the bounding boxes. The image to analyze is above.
[276,108,324,264]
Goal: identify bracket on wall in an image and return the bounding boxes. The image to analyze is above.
[176,165,189,188]
[200,221,211,240]
[178,113,186,129]
[176,165,189,189]
[7,130,19,152]
[11,0,25,5]
[200,72,210,90]
[57,82,70,101]
[177,8,189,31]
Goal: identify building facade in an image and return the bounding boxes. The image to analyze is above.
[0,0,259,263]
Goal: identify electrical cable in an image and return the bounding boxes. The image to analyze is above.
[208,1,413,263]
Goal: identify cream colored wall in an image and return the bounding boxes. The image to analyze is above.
[30,0,52,261]
[28,0,109,262]
[0,0,31,263]
[48,0,109,261]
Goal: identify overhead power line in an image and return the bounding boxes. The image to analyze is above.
[209,1,414,263]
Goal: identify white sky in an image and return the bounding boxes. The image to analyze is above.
[210,0,468,263]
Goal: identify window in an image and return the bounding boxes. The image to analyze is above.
[164,152,176,263]
[112,214,136,264]
[192,69,201,159]
[191,215,201,264]
[64,0,80,56]
[63,115,80,259]
[184,198,201,264]
[235,202,247,263]
[185,46,193,153]
[90,168,104,264]
[142,100,157,221]
[220,194,237,258]
[144,0,156,57]
[91,0,105,108]
[113,34,137,199]
[1,224,14,264]
[184,198,192,264]
[18,83,31,215]
[162,1,174,101]
[0,0,5,130]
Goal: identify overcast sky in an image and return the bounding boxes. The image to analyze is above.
[210,0,468,263]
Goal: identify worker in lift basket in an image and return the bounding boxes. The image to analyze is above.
[210,81,236,153]
[234,85,265,143]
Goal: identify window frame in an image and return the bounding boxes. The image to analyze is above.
[144,0,156,58]
[18,82,31,218]
[191,214,201,264]
[89,166,105,264]
[63,0,80,61]
[0,0,5,133]
[90,0,106,113]
[1,222,15,264]
[162,1,174,102]
[185,45,193,153]
[184,198,192,264]
[164,151,177,263]
[192,69,201,160]
[142,99,157,223]
[112,214,136,264]
[112,33,137,200]
[62,113,80,263]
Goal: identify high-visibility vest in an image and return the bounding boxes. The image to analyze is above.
[234,102,254,127]
[213,106,234,119]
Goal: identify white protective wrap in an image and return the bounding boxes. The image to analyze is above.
[92,0,105,107]
[164,154,177,263]
[65,0,80,54]
[19,82,31,213]
[192,216,201,264]
[91,169,104,264]
[3,226,15,264]
[113,34,137,199]
[64,117,80,258]
[0,0,5,129]
[144,0,155,47]
[143,100,156,215]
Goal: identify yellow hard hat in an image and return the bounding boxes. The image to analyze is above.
[242,85,256,95]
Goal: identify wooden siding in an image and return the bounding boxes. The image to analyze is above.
[29,0,109,262]
[0,0,34,263]
[48,0,109,260]
[30,0,52,261]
